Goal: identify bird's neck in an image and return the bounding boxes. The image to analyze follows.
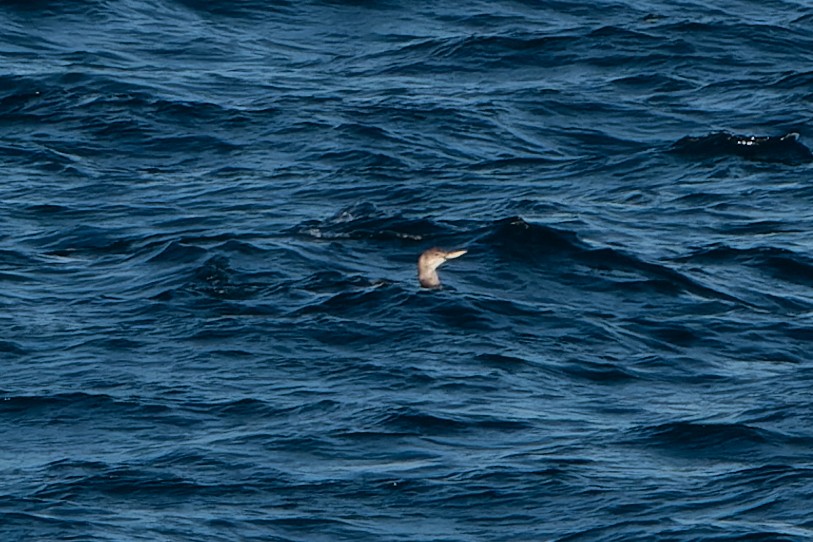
[419,269,440,288]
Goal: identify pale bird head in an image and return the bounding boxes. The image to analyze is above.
[417,247,467,288]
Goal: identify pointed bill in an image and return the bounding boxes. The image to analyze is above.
[444,249,467,260]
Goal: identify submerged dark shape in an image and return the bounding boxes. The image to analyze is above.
[671,131,813,164]
[418,247,467,288]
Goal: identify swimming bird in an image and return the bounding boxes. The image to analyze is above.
[418,247,467,288]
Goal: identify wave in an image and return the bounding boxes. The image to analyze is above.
[479,217,748,305]
[0,0,108,16]
[0,392,171,422]
[289,202,454,242]
[378,407,532,436]
[33,464,236,501]
[0,72,247,169]
[36,224,134,257]
[363,33,580,75]
[635,421,812,455]
[559,358,641,383]
[479,216,587,256]
[171,0,295,18]
[631,420,790,457]
[708,464,813,492]
[365,24,692,77]
[671,132,813,164]
[153,254,273,303]
[0,341,27,355]
[676,244,813,287]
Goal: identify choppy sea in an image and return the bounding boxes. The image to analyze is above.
[2,1,813,540]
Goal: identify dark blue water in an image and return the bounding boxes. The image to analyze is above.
[3,1,813,540]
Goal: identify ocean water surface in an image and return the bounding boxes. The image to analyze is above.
[2,0,813,540]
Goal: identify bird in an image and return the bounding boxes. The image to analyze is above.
[417,247,467,288]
